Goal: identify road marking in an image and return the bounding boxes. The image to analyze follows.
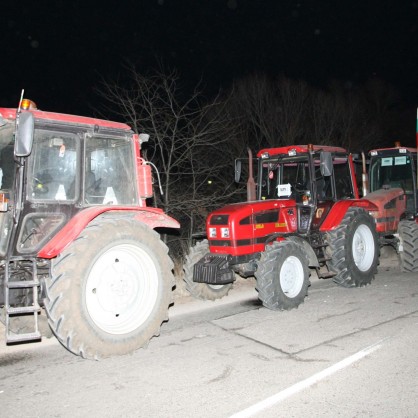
[229,340,384,418]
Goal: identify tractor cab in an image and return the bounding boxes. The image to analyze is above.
[368,145,417,218]
[256,145,357,233]
[0,100,145,260]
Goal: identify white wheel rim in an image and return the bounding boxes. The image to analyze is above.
[85,243,159,335]
[280,256,304,298]
[352,224,375,271]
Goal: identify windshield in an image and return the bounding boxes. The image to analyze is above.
[259,155,311,200]
[258,153,354,202]
[0,123,16,190]
[27,131,137,205]
[85,136,137,205]
[369,155,415,192]
[28,130,78,201]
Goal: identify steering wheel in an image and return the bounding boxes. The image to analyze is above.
[292,181,306,193]
[33,177,49,194]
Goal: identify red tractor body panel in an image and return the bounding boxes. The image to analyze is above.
[362,188,406,234]
[37,207,179,258]
[369,146,417,154]
[207,199,298,256]
[318,199,378,231]
[257,145,348,157]
[0,107,131,131]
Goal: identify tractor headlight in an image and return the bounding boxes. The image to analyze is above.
[221,227,230,238]
[209,227,217,238]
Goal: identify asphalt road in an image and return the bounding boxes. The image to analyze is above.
[1,248,417,418]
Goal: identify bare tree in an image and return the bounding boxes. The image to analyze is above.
[95,66,404,262]
[96,64,244,256]
[227,74,310,148]
[227,72,402,153]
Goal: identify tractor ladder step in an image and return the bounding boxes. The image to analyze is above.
[6,331,42,344]
[315,263,337,279]
[4,260,42,344]
[7,305,41,315]
[312,243,328,249]
[317,271,336,279]
[6,280,39,289]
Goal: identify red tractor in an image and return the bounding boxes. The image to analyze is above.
[363,141,418,271]
[184,144,382,310]
[0,98,179,359]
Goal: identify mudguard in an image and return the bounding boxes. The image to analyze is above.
[38,206,180,258]
[361,188,406,233]
[319,199,378,232]
[286,235,319,267]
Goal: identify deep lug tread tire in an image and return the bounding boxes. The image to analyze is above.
[183,240,232,301]
[398,220,418,272]
[255,241,310,311]
[44,216,174,360]
[326,207,379,288]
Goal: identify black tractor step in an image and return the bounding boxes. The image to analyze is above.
[317,271,336,279]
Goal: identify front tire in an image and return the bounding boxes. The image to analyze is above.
[255,241,310,311]
[398,220,418,272]
[183,240,232,301]
[326,207,379,287]
[44,215,174,360]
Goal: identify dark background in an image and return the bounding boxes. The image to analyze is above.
[1,1,417,124]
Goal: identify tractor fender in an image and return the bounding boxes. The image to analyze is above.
[286,235,319,267]
[37,206,180,259]
[319,199,378,232]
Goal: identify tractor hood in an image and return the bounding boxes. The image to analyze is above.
[362,187,406,233]
[207,199,298,256]
[209,199,297,219]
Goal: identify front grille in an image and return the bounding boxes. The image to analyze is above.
[209,240,231,247]
[210,215,229,225]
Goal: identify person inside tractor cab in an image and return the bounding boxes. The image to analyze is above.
[315,165,333,202]
[260,156,312,203]
[30,133,77,201]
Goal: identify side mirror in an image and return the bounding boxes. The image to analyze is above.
[14,112,34,157]
[234,159,242,183]
[139,133,150,144]
[320,151,333,177]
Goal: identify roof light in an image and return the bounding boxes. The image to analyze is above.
[288,149,297,156]
[261,152,270,159]
[370,151,377,156]
[20,99,37,110]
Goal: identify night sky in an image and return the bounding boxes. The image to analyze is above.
[2,1,418,117]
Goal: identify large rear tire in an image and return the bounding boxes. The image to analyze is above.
[398,220,418,272]
[326,207,379,288]
[44,215,174,360]
[255,241,310,311]
[183,240,232,301]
